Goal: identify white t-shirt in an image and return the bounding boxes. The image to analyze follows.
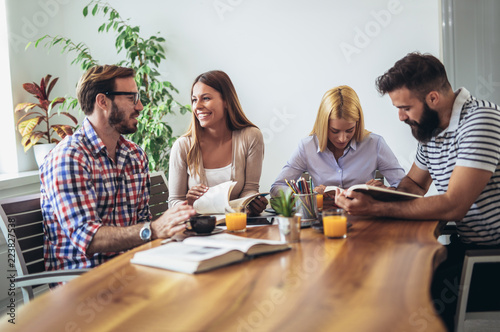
[188,164,232,189]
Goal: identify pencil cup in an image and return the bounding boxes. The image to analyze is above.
[323,209,347,239]
[225,206,247,232]
[277,214,301,243]
[294,193,318,227]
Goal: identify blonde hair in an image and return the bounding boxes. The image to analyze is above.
[184,70,257,178]
[310,85,369,152]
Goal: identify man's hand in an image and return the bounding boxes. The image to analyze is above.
[186,184,208,206]
[247,196,268,216]
[152,201,197,239]
[334,188,379,215]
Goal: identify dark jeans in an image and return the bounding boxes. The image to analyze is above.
[431,235,500,331]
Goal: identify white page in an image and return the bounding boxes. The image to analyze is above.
[193,181,236,214]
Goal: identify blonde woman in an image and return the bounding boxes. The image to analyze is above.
[271,85,404,202]
[168,70,267,215]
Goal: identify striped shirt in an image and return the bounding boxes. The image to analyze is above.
[40,118,151,271]
[415,88,500,245]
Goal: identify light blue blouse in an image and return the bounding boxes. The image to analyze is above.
[270,133,405,196]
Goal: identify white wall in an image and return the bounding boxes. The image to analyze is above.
[5,0,441,191]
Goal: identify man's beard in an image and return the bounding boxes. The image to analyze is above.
[405,102,441,143]
[108,101,138,135]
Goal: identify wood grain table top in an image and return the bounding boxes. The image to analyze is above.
[3,217,447,332]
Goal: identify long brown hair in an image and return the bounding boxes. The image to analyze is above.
[185,70,256,177]
[310,85,369,152]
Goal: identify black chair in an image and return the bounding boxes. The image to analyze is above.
[0,193,89,303]
[149,172,170,220]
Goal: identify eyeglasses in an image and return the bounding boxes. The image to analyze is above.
[104,91,140,105]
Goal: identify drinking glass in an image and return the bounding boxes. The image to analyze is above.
[323,209,347,239]
[316,193,324,212]
[225,206,247,232]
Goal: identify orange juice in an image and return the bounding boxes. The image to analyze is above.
[316,194,324,210]
[225,212,247,232]
[323,215,347,238]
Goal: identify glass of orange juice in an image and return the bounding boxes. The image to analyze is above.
[323,209,347,239]
[316,193,323,211]
[225,206,247,232]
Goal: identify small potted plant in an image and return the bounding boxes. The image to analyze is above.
[15,75,78,166]
[270,190,301,242]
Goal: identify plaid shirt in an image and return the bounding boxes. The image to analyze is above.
[40,118,151,271]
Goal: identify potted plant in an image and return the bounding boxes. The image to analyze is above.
[270,190,301,242]
[29,0,190,173]
[15,75,77,166]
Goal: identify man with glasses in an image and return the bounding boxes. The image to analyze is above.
[40,65,196,274]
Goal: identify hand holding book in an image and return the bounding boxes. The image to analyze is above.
[193,181,269,215]
[325,184,422,201]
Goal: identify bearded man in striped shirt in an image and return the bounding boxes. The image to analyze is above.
[335,52,500,331]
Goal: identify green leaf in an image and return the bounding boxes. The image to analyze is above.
[92,4,98,16]
[83,6,88,17]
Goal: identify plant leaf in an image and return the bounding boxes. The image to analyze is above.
[22,132,45,152]
[57,112,78,124]
[52,124,73,138]
[22,82,42,97]
[46,76,59,98]
[18,117,43,136]
[14,102,37,113]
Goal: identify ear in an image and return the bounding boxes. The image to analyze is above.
[425,91,440,107]
[95,93,109,112]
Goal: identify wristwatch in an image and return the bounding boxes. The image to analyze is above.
[139,221,152,242]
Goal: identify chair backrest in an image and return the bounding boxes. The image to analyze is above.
[0,193,45,279]
[149,172,169,220]
[455,248,500,331]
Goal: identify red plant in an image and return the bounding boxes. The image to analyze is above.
[15,75,77,152]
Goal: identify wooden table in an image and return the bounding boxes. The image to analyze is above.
[3,217,447,332]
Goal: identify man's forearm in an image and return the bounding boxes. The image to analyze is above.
[396,176,428,196]
[87,224,145,256]
[371,193,463,221]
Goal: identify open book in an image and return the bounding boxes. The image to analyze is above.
[325,184,422,201]
[130,233,290,274]
[193,181,269,214]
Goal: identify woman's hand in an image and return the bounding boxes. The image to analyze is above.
[247,196,268,216]
[186,184,208,206]
[314,184,337,208]
[315,184,336,200]
[314,185,326,194]
[365,179,386,188]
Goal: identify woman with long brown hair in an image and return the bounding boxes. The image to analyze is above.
[168,70,267,215]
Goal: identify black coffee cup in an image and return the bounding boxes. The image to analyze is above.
[187,216,216,234]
